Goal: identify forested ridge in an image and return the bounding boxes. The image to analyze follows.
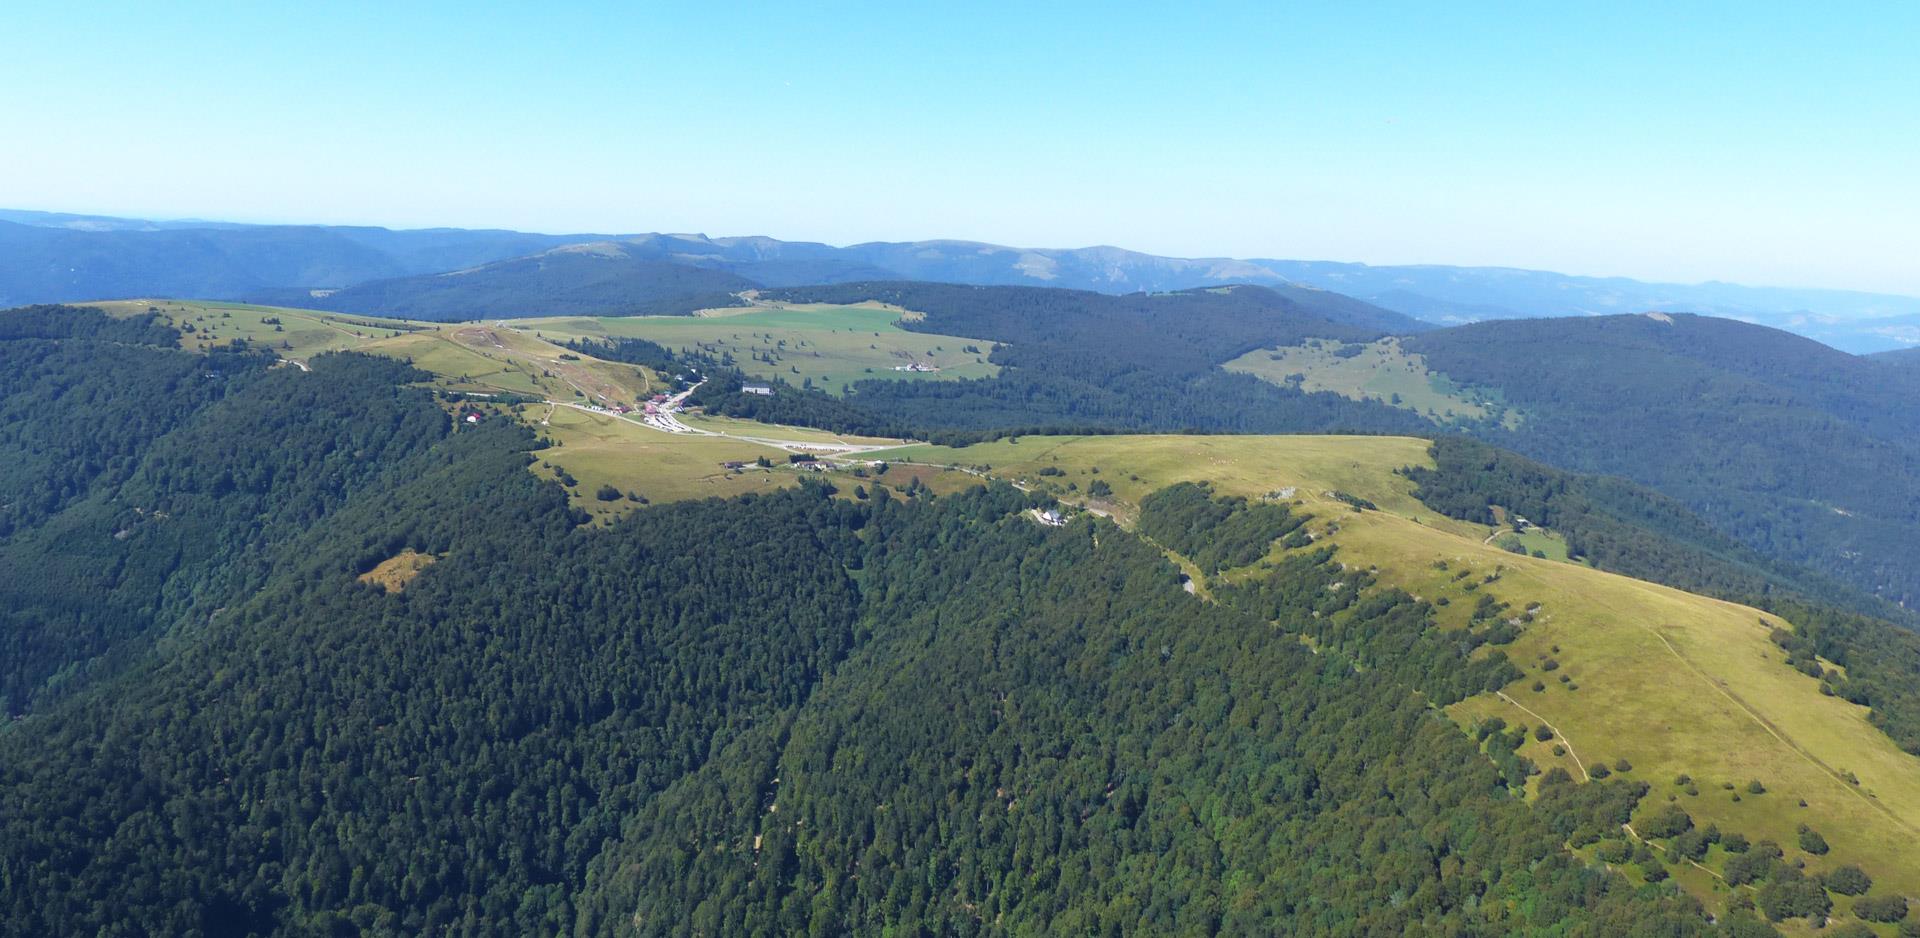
[0,305,1748,934]
[0,311,451,715]
[575,486,1703,936]
[249,244,756,321]
[1402,313,1920,608]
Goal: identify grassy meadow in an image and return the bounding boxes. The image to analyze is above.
[1225,337,1517,427]
[521,405,794,520]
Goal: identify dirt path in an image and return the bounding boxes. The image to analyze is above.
[1495,690,1588,780]
[1499,690,1735,885]
[1636,622,1914,835]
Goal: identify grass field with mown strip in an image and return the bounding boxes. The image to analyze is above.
[677,413,903,447]
[511,301,999,394]
[1225,337,1518,427]
[880,433,1920,924]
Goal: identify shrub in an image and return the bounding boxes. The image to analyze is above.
[1671,829,1710,861]
[1588,762,1611,780]
[1746,779,1766,795]
[1797,825,1829,856]
[1756,872,1832,922]
[1723,850,1777,886]
[1855,894,1909,923]
[1821,864,1871,896]
[594,484,622,502]
[1638,806,1693,839]
[1534,724,1554,742]
[1614,758,1632,772]
[1717,910,1778,938]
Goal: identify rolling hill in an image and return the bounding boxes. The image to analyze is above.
[8,208,1920,350]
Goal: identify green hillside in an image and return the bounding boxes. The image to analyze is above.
[7,302,1920,936]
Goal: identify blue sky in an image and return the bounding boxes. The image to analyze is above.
[3,2,1915,293]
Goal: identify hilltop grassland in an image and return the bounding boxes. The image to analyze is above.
[88,298,407,360]
[1225,337,1518,427]
[509,301,1000,393]
[881,433,1920,921]
[90,298,668,406]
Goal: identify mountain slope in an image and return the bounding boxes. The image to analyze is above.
[259,242,760,320]
[7,305,1919,932]
[880,433,1920,918]
[1394,313,1920,608]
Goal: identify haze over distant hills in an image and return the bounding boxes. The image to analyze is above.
[5,207,1920,351]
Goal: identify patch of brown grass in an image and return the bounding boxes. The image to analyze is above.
[357,549,438,592]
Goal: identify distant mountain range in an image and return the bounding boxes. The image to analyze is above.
[6,207,1919,351]
[249,243,759,320]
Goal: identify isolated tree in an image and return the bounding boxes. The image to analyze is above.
[1797,825,1829,855]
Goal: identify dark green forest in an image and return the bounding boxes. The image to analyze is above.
[0,305,1747,935]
